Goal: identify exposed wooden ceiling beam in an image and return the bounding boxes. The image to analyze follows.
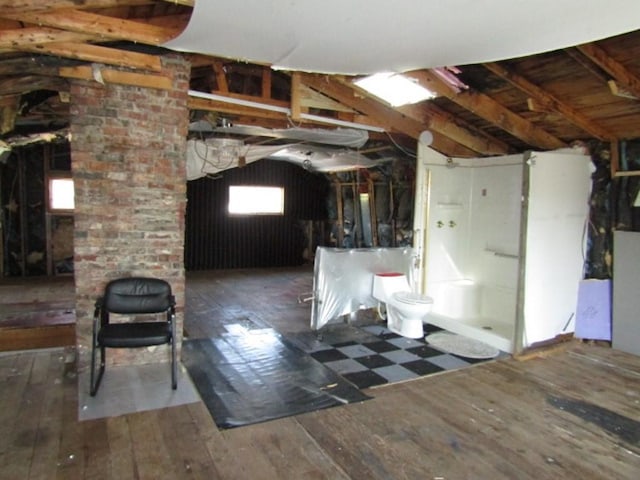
[575,42,640,101]
[261,67,271,99]
[188,95,372,132]
[340,75,509,155]
[212,61,228,93]
[290,72,302,121]
[0,55,75,76]
[188,96,287,122]
[483,61,615,141]
[406,70,567,150]
[0,1,154,13]
[59,64,171,90]
[0,75,68,96]
[299,83,355,113]
[0,27,96,49]
[397,101,511,155]
[22,42,162,71]
[0,95,19,134]
[193,87,384,131]
[160,0,194,6]
[3,9,182,46]
[563,47,610,84]
[298,73,476,157]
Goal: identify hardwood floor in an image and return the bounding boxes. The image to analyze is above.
[1,267,639,479]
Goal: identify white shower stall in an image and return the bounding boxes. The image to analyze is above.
[413,140,592,353]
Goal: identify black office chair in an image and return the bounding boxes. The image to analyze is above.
[90,277,178,396]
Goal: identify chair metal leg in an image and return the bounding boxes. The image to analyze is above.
[171,339,177,390]
[90,346,106,396]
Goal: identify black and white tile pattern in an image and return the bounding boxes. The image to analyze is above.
[309,324,497,389]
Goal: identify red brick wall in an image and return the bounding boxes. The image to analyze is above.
[70,55,190,371]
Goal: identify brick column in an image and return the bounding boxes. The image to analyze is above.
[70,55,190,372]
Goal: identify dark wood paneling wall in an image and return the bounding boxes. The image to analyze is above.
[185,159,329,270]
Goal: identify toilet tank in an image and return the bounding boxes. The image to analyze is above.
[372,273,410,303]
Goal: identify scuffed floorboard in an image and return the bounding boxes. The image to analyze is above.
[1,342,639,479]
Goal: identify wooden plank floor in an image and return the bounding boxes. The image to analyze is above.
[0,276,75,352]
[1,343,639,479]
[1,267,639,479]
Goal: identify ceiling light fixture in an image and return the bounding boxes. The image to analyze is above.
[353,72,436,107]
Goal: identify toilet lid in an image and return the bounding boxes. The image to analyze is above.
[392,291,433,305]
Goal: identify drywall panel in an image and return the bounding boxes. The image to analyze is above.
[612,230,640,356]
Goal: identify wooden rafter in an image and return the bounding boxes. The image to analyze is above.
[22,42,162,72]
[0,94,19,134]
[290,72,302,121]
[0,74,67,96]
[483,62,615,141]
[298,73,476,157]
[2,9,183,46]
[575,42,640,101]
[299,84,354,113]
[0,27,96,49]
[406,69,567,150]
[261,68,271,99]
[211,61,228,92]
[0,1,154,13]
[59,64,171,90]
[340,75,509,155]
[397,101,511,155]
[188,96,287,122]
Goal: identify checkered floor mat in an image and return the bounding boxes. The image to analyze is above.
[309,324,498,389]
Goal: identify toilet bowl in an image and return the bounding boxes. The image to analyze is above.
[372,273,434,339]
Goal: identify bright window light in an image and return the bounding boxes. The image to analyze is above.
[228,186,284,215]
[353,72,436,107]
[49,178,75,210]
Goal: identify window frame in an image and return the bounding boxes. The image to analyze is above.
[227,185,285,216]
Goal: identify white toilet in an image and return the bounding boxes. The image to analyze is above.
[372,272,434,338]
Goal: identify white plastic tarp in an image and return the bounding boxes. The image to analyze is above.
[186,139,288,180]
[186,139,389,179]
[164,1,640,75]
[311,247,417,330]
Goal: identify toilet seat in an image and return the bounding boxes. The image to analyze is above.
[391,291,433,306]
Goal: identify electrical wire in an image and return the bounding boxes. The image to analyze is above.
[385,132,417,158]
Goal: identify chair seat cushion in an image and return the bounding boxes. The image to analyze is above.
[98,322,172,348]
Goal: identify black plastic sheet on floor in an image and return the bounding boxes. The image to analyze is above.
[182,328,371,429]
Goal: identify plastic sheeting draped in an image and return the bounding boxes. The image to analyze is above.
[186,139,289,180]
[188,124,369,149]
[311,247,417,330]
[164,0,640,75]
[186,139,390,180]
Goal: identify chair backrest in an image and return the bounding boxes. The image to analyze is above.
[103,277,173,314]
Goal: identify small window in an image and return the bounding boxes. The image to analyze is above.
[228,186,284,215]
[49,178,75,211]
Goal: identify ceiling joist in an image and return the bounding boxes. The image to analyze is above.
[575,42,640,101]
[2,9,183,46]
[407,70,567,150]
[60,64,171,90]
[298,73,477,157]
[0,27,96,49]
[23,41,162,72]
[483,62,616,141]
